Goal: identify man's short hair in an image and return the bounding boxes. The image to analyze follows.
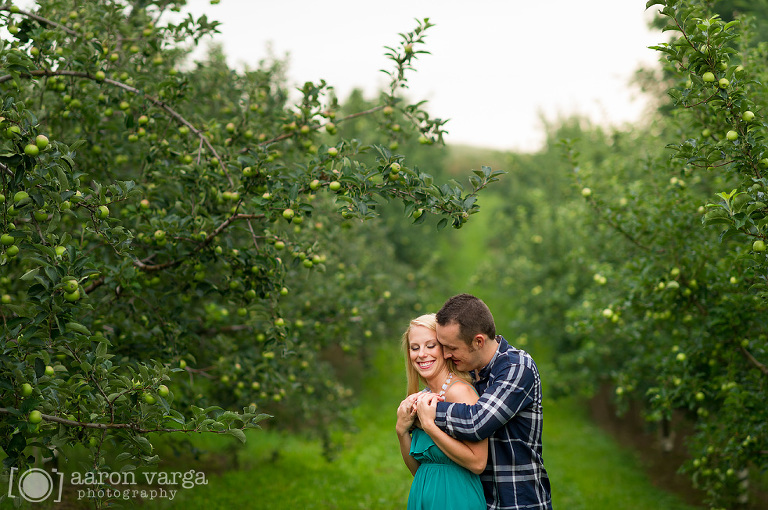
[436,293,496,345]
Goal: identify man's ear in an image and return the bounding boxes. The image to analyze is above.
[473,334,485,350]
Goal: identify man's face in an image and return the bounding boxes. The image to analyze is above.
[436,321,479,372]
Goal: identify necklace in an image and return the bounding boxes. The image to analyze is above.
[436,372,454,397]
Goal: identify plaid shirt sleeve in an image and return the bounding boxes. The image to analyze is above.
[434,361,536,441]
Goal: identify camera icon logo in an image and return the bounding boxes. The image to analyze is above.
[7,467,63,503]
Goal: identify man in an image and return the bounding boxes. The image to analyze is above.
[417,293,552,510]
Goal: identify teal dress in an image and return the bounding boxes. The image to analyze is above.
[407,427,486,509]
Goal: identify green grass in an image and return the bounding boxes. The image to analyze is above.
[544,392,700,509]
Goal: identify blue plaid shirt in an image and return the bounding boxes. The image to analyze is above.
[434,336,552,510]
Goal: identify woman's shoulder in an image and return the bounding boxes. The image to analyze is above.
[444,378,479,405]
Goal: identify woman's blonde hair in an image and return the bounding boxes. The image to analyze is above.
[401,313,470,396]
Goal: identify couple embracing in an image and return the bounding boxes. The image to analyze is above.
[396,294,552,510]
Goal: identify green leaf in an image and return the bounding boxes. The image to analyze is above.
[224,428,246,443]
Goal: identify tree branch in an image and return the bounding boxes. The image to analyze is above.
[740,345,768,376]
[0,69,235,187]
[0,407,253,435]
[0,6,78,36]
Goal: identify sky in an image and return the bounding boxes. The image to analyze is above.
[178,0,663,152]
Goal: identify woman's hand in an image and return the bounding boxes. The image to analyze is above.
[396,393,421,436]
[415,392,441,427]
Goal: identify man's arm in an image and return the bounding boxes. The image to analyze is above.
[434,363,537,441]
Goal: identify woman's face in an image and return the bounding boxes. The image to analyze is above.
[408,324,446,379]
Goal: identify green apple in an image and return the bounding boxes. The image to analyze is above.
[6,245,19,257]
[44,365,55,377]
[581,187,592,197]
[21,383,33,397]
[702,71,715,83]
[742,110,755,122]
[327,147,338,157]
[97,205,110,219]
[390,162,401,173]
[154,229,166,241]
[138,115,149,125]
[62,279,78,293]
[1,294,11,304]
[718,78,729,88]
[726,130,738,141]
[54,245,67,257]
[329,181,341,191]
[14,190,29,204]
[6,125,21,138]
[94,70,106,81]
[35,134,49,149]
[64,289,81,302]
[28,410,43,424]
[1,233,14,246]
[157,384,170,398]
[309,179,320,190]
[282,208,295,220]
[142,392,156,404]
[753,239,766,252]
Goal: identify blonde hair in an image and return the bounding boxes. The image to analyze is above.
[401,313,470,396]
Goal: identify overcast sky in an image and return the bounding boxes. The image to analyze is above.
[178,1,663,152]
[181,1,666,152]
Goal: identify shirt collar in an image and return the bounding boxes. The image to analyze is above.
[472,335,502,382]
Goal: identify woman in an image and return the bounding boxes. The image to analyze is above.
[395,313,487,510]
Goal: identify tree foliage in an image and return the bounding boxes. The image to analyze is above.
[0,0,502,493]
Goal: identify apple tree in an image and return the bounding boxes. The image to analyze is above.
[553,1,768,506]
[0,0,502,487]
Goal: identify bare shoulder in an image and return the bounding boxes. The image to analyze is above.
[444,379,479,405]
